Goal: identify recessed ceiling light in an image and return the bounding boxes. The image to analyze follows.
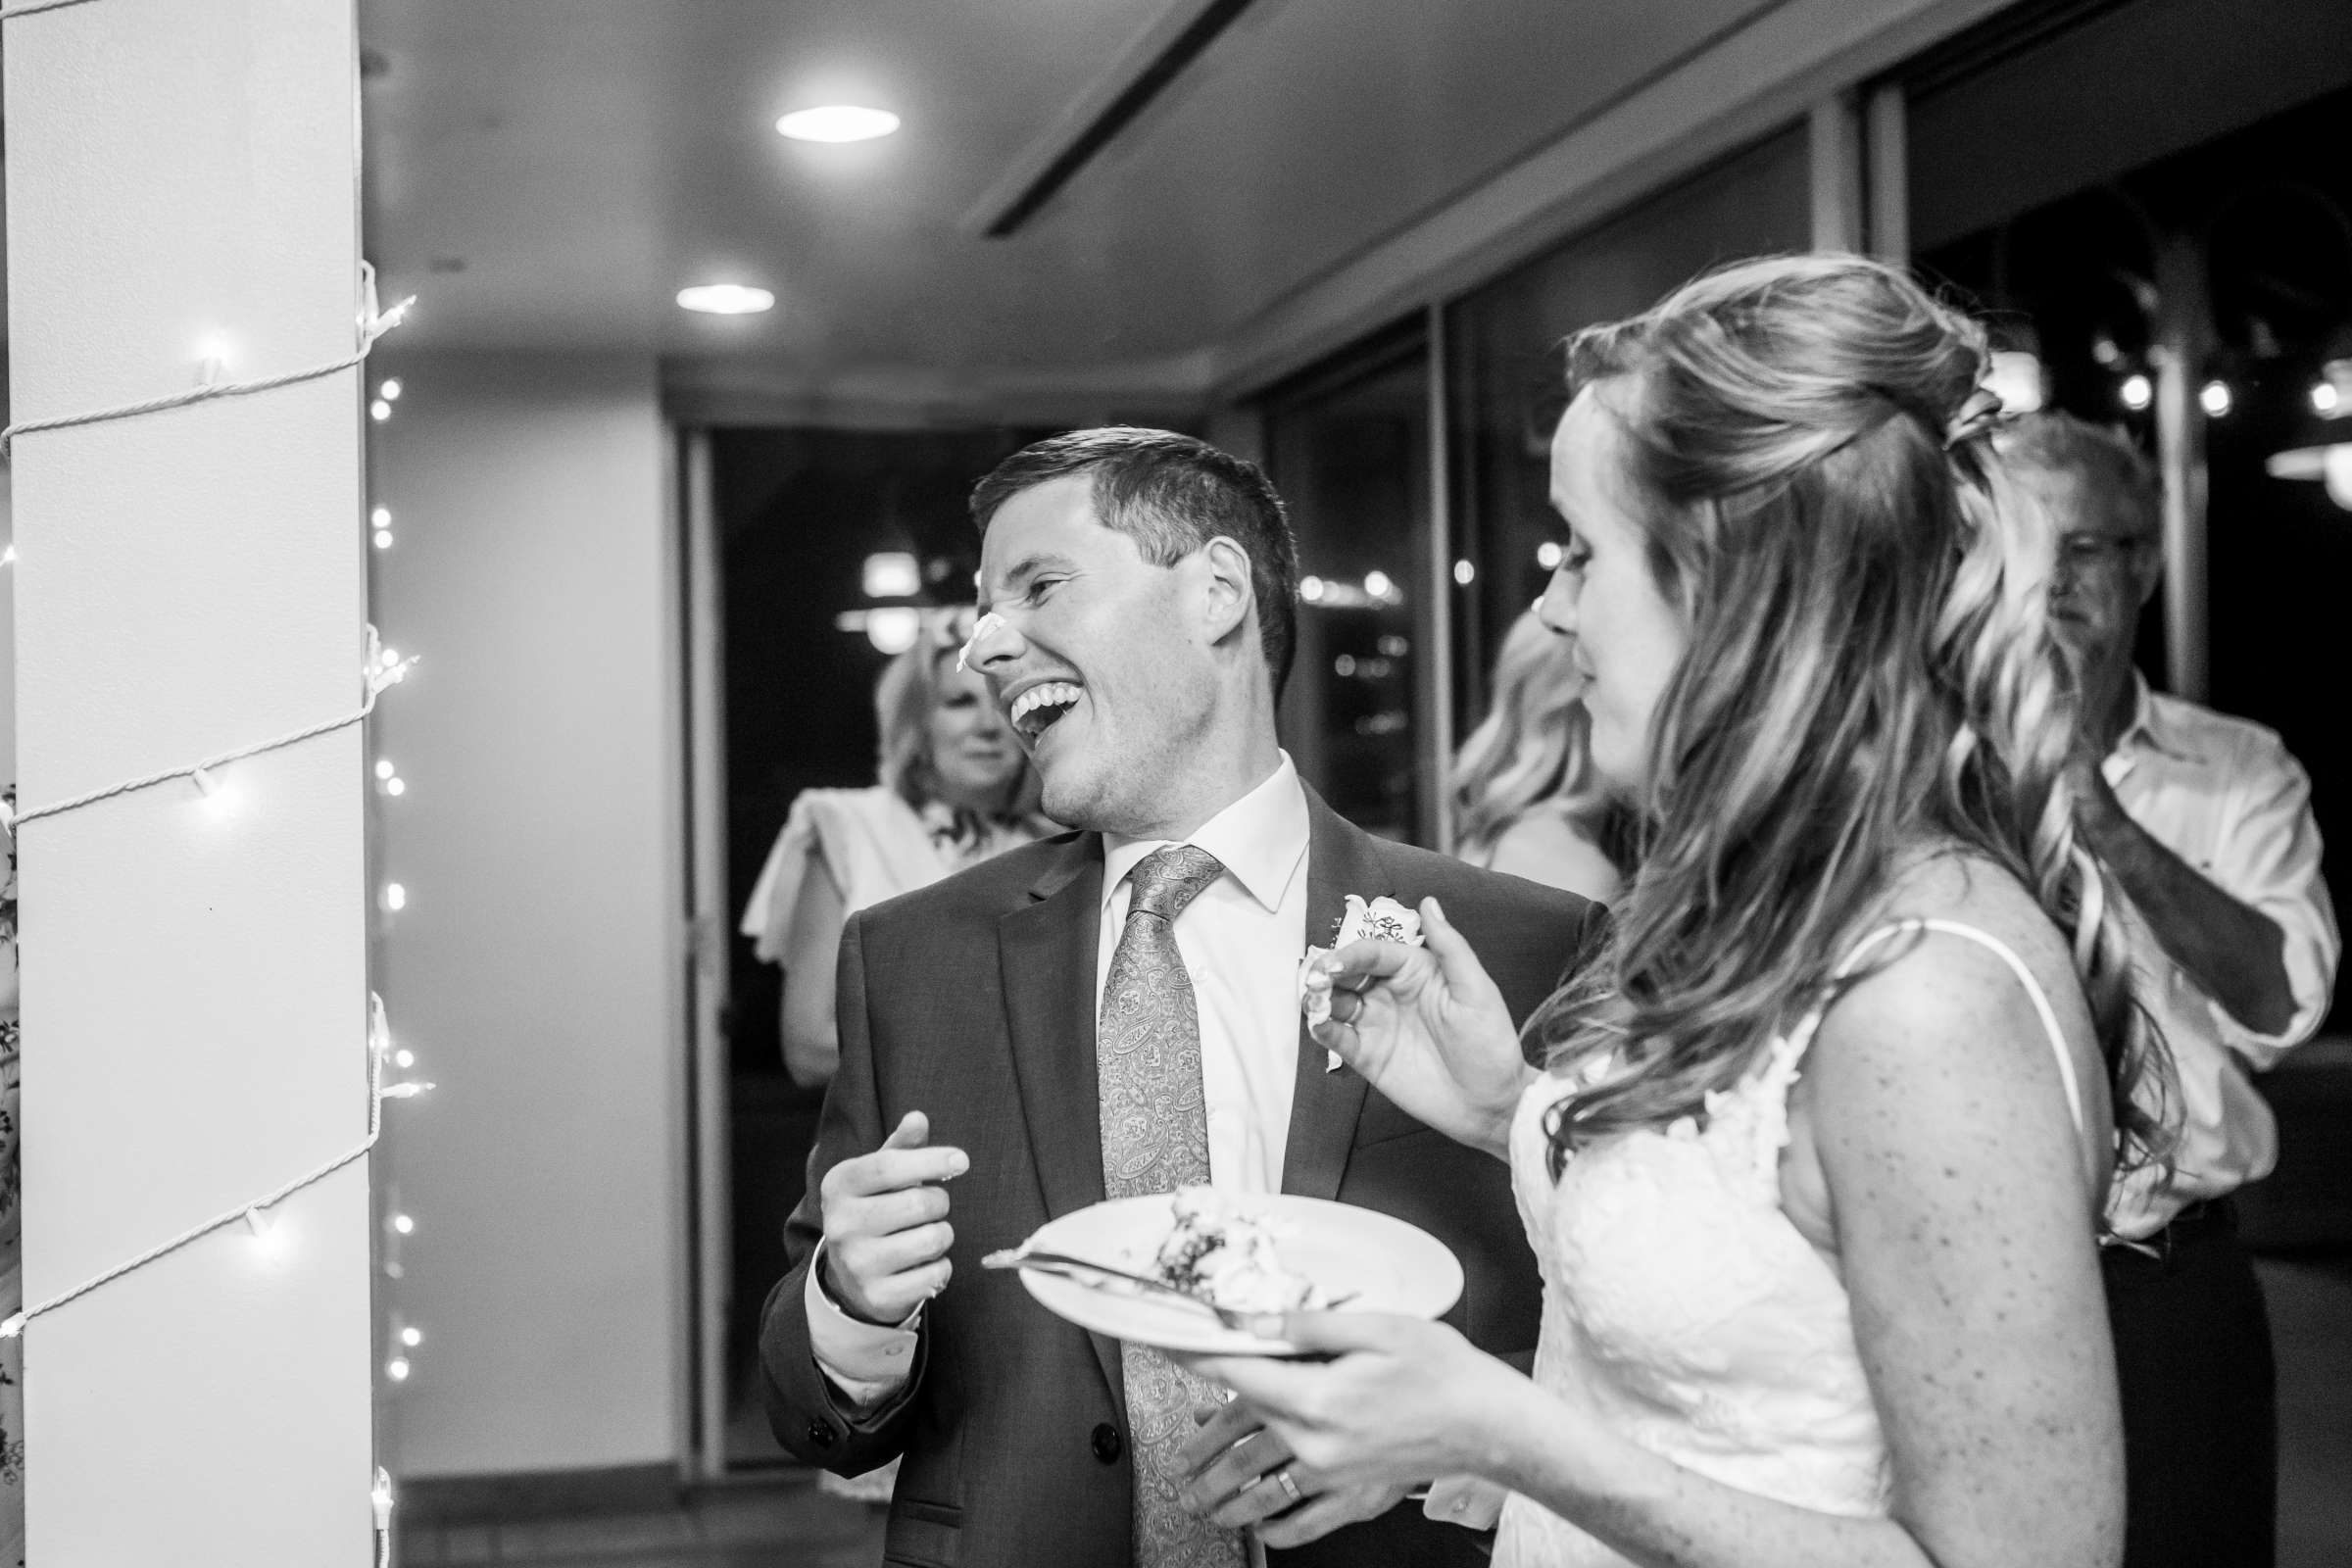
[676,284,775,316]
[776,105,901,143]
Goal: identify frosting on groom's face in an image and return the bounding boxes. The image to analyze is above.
[972,474,1220,835]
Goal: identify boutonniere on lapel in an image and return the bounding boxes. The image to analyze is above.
[1299,895,1425,1070]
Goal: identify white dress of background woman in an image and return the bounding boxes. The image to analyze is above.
[742,606,1054,1089]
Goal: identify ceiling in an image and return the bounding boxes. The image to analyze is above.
[357,0,1787,401]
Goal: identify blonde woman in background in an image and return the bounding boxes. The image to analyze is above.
[743,605,1054,1089]
[1452,608,1623,903]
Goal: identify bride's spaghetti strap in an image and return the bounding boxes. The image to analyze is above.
[1832,919,2087,1136]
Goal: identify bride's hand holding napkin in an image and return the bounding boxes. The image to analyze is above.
[1298,896,1531,1158]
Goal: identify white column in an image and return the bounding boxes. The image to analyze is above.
[1808,95,1864,253]
[6,2,374,1563]
[1864,82,1910,263]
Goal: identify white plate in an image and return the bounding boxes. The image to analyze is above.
[1009,1193,1463,1356]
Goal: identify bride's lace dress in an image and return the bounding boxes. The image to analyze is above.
[1493,920,2082,1566]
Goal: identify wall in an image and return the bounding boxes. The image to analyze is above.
[10,4,373,1561]
[369,351,684,1476]
[0,466,15,792]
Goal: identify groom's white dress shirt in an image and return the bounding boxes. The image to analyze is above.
[809,755,1314,1402]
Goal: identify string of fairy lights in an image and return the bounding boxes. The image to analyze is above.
[0,249,427,1563]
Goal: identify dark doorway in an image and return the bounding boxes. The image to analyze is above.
[709,424,1049,1467]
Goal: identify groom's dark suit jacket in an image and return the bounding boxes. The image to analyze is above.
[762,787,1601,1568]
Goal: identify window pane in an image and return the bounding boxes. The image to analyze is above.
[1445,125,1811,726]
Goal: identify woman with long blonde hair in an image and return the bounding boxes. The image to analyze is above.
[1451,608,1622,902]
[1178,255,2168,1568]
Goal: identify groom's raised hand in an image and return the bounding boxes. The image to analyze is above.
[818,1109,968,1326]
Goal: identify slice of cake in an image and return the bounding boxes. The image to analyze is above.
[1151,1187,1325,1315]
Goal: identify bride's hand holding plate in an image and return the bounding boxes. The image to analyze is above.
[1174,1398,1413,1549]
[1304,897,1530,1156]
[1178,1312,1539,1527]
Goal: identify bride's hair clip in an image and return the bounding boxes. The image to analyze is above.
[1943,386,2004,451]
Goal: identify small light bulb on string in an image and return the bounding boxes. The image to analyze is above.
[1452,559,1477,586]
[393,1049,416,1070]
[374,760,396,781]
[370,399,393,422]
[192,766,237,815]
[374,529,395,550]
[386,1356,412,1382]
[383,882,408,912]
[0,1313,24,1341]
[385,777,406,797]
[195,333,233,387]
[242,1205,273,1239]
[391,1213,415,1236]
[371,506,392,529]
[379,378,403,403]
[365,629,419,696]
[1,545,15,568]
[371,1469,396,1530]
[1536,541,1564,570]
[382,1079,436,1100]
[400,1325,423,1348]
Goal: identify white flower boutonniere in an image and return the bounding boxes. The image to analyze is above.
[1299,895,1426,1070]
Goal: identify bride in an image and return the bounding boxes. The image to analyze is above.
[1178,254,2169,1568]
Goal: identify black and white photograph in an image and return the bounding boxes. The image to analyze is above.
[1,1,2347,1565]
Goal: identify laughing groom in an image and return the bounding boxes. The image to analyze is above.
[761,428,1603,1568]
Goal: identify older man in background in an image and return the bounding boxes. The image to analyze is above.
[2002,413,2340,1568]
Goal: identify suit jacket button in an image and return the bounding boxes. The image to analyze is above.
[808,1418,837,1449]
[1091,1422,1123,1463]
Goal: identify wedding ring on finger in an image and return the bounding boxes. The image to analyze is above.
[1270,1467,1304,1507]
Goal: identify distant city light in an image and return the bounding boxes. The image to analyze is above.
[863,607,922,655]
[861,551,921,600]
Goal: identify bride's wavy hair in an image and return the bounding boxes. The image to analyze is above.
[1527,253,2172,1187]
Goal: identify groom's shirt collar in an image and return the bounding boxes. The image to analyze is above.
[1102,752,1309,916]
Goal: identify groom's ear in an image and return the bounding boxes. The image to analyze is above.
[1197,535,1257,651]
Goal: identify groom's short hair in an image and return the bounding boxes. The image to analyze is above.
[969,427,1300,694]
